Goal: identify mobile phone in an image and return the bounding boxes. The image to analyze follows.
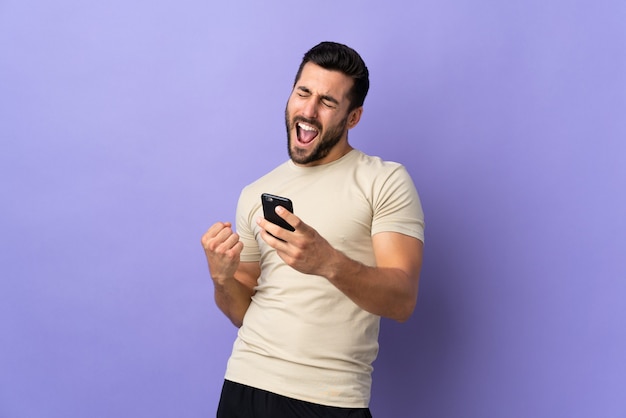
[261,193,295,232]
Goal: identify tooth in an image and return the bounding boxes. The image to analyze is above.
[298,122,316,131]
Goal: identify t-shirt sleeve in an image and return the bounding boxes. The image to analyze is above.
[371,165,425,242]
[235,188,262,262]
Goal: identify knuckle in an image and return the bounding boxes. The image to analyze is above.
[291,247,305,260]
[207,239,222,252]
[290,218,302,228]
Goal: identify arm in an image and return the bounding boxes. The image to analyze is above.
[201,222,261,327]
[326,231,423,322]
[257,207,423,322]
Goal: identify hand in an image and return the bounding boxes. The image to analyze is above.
[257,206,337,277]
[200,222,244,284]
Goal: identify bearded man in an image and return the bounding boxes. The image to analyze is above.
[202,41,425,418]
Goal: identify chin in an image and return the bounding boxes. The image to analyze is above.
[289,147,310,163]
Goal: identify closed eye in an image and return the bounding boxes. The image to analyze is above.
[296,86,312,97]
[294,87,339,109]
[321,97,338,108]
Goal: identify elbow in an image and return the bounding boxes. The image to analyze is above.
[392,287,419,323]
[393,304,415,323]
[394,313,412,323]
[389,270,420,322]
[228,311,246,328]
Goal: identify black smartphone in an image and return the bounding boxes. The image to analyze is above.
[261,193,295,232]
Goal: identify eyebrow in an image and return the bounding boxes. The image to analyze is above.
[296,86,340,106]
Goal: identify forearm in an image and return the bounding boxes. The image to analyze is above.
[323,250,419,322]
[213,277,254,328]
[202,222,260,327]
[258,212,423,321]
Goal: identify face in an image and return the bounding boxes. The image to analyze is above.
[285,63,362,166]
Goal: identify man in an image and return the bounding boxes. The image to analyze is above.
[201,41,424,417]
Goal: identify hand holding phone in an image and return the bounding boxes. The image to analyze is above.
[261,193,294,232]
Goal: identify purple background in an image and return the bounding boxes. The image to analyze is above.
[1,0,625,417]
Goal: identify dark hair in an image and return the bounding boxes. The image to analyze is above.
[293,41,369,111]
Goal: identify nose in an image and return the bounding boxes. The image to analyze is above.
[300,96,319,119]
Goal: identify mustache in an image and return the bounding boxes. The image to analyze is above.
[292,116,322,131]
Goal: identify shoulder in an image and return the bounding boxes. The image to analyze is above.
[349,150,412,185]
[350,149,404,170]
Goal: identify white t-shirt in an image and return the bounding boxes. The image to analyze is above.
[225,149,425,408]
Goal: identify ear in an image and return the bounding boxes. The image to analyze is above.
[347,107,363,129]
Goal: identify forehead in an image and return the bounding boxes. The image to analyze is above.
[295,62,354,100]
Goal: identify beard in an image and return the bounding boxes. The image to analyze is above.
[285,107,348,165]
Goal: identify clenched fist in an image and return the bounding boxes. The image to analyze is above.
[201,222,244,285]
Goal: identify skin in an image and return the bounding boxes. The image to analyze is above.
[285,63,361,166]
[201,62,423,327]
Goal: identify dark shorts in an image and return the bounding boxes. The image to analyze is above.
[217,380,373,418]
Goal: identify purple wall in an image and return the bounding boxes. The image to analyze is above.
[1,1,625,417]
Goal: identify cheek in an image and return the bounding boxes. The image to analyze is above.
[286,95,300,112]
[324,114,343,130]
[285,103,295,123]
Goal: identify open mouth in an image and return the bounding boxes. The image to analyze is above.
[296,121,319,145]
